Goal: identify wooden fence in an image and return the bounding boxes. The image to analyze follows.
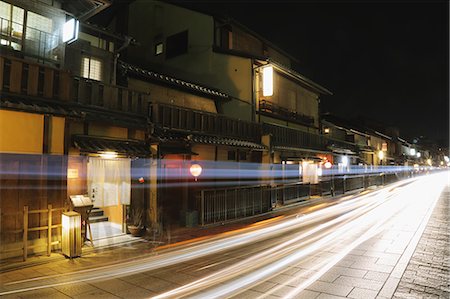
[0,204,65,261]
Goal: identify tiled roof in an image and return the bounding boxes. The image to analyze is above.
[1,93,147,128]
[73,135,151,157]
[273,146,330,154]
[0,96,81,117]
[119,61,230,100]
[190,135,266,150]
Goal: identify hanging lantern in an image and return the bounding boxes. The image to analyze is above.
[190,164,202,181]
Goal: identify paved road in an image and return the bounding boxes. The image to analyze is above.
[1,172,448,299]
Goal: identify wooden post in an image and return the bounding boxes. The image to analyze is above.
[47,204,52,256]
[200,190,205,226]
[23,206,28,261]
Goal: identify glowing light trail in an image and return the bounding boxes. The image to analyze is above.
[1,172,447,298]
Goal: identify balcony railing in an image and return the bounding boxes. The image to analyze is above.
[259,99,315,126]
[150,103,262,142]
[263,123,327,150]
[263,123,360,153]
[0,55,150,116]
[0,17,60,63]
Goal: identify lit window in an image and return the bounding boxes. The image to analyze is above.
[0,1,24,49]
[82,56,102,81]
[324,127,330,134]
[26,11,52,40]
[262,66,273,96]
[155,42,163,55]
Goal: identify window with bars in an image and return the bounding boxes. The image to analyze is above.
[81,56,102,81]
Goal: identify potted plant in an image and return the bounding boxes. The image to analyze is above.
[127,208,144,237]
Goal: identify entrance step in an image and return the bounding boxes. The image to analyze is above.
[89,208,108,223]
[90,208,105,217]
[89,215,109,223]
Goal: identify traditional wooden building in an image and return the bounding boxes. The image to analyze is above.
[0,0,153,259]
[118,0,335,186]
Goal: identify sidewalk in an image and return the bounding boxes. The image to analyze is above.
[393,185,450,298]
[295,182,450,299]
[0,192,342,274]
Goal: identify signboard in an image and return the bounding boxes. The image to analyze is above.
[70,195,93,208]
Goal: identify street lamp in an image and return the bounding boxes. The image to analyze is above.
[378,150,384,165]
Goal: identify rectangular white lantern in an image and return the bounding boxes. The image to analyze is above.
[62,211,82,258]
[263,66,273,96]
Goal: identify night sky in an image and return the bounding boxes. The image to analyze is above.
[178,0,449,146]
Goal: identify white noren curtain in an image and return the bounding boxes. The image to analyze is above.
[87,157,131,207]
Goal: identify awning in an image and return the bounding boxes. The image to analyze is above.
[281,156,323,162]
[1,95,81,117]
[273,146,330,154]
[159,146,198,156]
[330,148,357,155]
[73,135,151,157]
[190,135,266,150]
[1,93,148,128]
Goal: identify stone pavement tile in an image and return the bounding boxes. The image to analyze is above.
[349,249,366,256]
[349,261,394,273]
[269,284,298,297]
[385,246,407,255]
[282,275,308,288]
[378,276,400,298]
[376,255,400,266]
[357,241,391,252]
[234,289,265,299]
[315,293,347,299]
[347,287,378,299]
[335,259,353,267]
[114,286,156,299]
[363,250,393,259]
[327,266,367,278]
[0,294,21,299]
[341,254,378,264]
[151,270,196,285]
[267,273,294,285]
[363,270,389,282]
[305,281,353,297]
[72,288,121,299]
[293,268,319,278]
[34,266,60,276]
[53,281,99,297]
[1,272,28,282]
[117,272,151,283]
[131,276,175,293]
[333,275,383,291]
[89,278,136,295]
[282,266,301,276]
[14,288,71,299]
[317,271,340,283]
[294,289,321,299]
[250,281,277,293]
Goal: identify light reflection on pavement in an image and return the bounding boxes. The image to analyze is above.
[1,172,448,298]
